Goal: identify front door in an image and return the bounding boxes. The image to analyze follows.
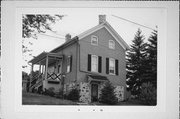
[91,83,98,102]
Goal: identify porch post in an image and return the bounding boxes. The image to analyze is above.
[30,63,34,91]
[39,62,41,75]
[45,55,49,80]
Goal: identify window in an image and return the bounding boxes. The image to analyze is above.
[91,35,98,45]
[109,58,115,74]
[109,40,115,49]
[66,56,72,73]
[91,55,98,72]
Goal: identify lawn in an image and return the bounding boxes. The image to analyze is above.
[22,92,77,105]
[22,92,148,106]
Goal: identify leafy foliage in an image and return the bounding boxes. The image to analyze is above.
[22,14,64,38]
[43,87,55,97]
[22,14,64,69]
[67,88,80,101]
[139,82,157,105]
[126,28,147,96]
[99,82,118,105]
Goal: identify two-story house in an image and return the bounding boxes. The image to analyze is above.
[28,15,129,103]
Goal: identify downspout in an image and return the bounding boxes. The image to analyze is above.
[76,38,79,82]
[28,62,33,92]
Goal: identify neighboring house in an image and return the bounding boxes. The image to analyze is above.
[28,15,129,103]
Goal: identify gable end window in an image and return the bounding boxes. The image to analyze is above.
[66,55,72,73]
[109,40,115,49]
[91,35,98,45]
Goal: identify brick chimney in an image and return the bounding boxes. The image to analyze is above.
[99,15,106,24]
[65,33,71,42]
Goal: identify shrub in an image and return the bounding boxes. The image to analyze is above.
[54,89,64,99]
[43,87,55,97]
[139,82,157,105]
[99,82,118,105]
[67,88,80,101]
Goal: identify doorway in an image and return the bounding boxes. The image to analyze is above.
[91,83,98,102]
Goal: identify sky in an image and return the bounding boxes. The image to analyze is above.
[23,8,163,73]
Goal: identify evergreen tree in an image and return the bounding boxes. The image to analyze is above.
[126,28,147,96]
[142,30,157,87]
[99,81,118,105]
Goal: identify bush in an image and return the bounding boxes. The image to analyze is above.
[99,82,118,105]
[54,89,64,99]
[139,82,157,105]
[43,87,55,97]
[67,88,80,101]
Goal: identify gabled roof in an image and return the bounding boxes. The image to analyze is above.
[78,21,129,50]
[48,21,129,54]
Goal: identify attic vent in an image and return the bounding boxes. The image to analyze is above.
[99,15,106,24]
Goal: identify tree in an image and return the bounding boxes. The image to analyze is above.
[143,30,157,87]
[99,81,118,105]
[126,28,147,96]
[139,82,157,105]
[22,14,64,39]
[22,14,64,69]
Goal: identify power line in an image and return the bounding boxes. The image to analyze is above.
[111,15,157,31]
[35,32,65,39]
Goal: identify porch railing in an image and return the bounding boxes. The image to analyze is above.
[29,73,43,91]
[29,72,63,92]
[47,72,62,81]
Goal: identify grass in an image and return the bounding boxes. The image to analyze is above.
[22,92,77,105]
[22,92,150,106]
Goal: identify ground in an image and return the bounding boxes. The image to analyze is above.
[22,92,77,105]
[22,92,144,105]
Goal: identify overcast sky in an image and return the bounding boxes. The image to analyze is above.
[23,8,163,73]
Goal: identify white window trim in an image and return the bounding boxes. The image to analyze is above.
[109,40,115,49]
[109,58,115,75]
[66,56,71,73]
[91,35,98,46]
[91,55,98,72]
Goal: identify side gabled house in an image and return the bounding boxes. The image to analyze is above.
[28,15,129,103]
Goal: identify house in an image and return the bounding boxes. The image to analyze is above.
[28,15,129,103]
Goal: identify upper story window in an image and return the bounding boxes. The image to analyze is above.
[91,35,98,46]
[109,40,115,49]
[109,58,115,75]
[91,55,98,72]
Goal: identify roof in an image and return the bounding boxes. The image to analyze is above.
[30,20,129,63]
[88,74,108,81]
[29,52,63,64]
[50,21,129,53]
[78,21,130,50]
[50,36,78,53]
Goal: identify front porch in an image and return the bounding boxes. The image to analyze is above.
[28,52,65,92]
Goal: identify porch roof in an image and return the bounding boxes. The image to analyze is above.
[29,52,63,64]
[88,74,108,82]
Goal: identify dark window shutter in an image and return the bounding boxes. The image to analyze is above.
[88,54,91,71]
[70,55,72,72]
[106,58,109,74]
[115,59,119,75]
[98,56,102,73]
